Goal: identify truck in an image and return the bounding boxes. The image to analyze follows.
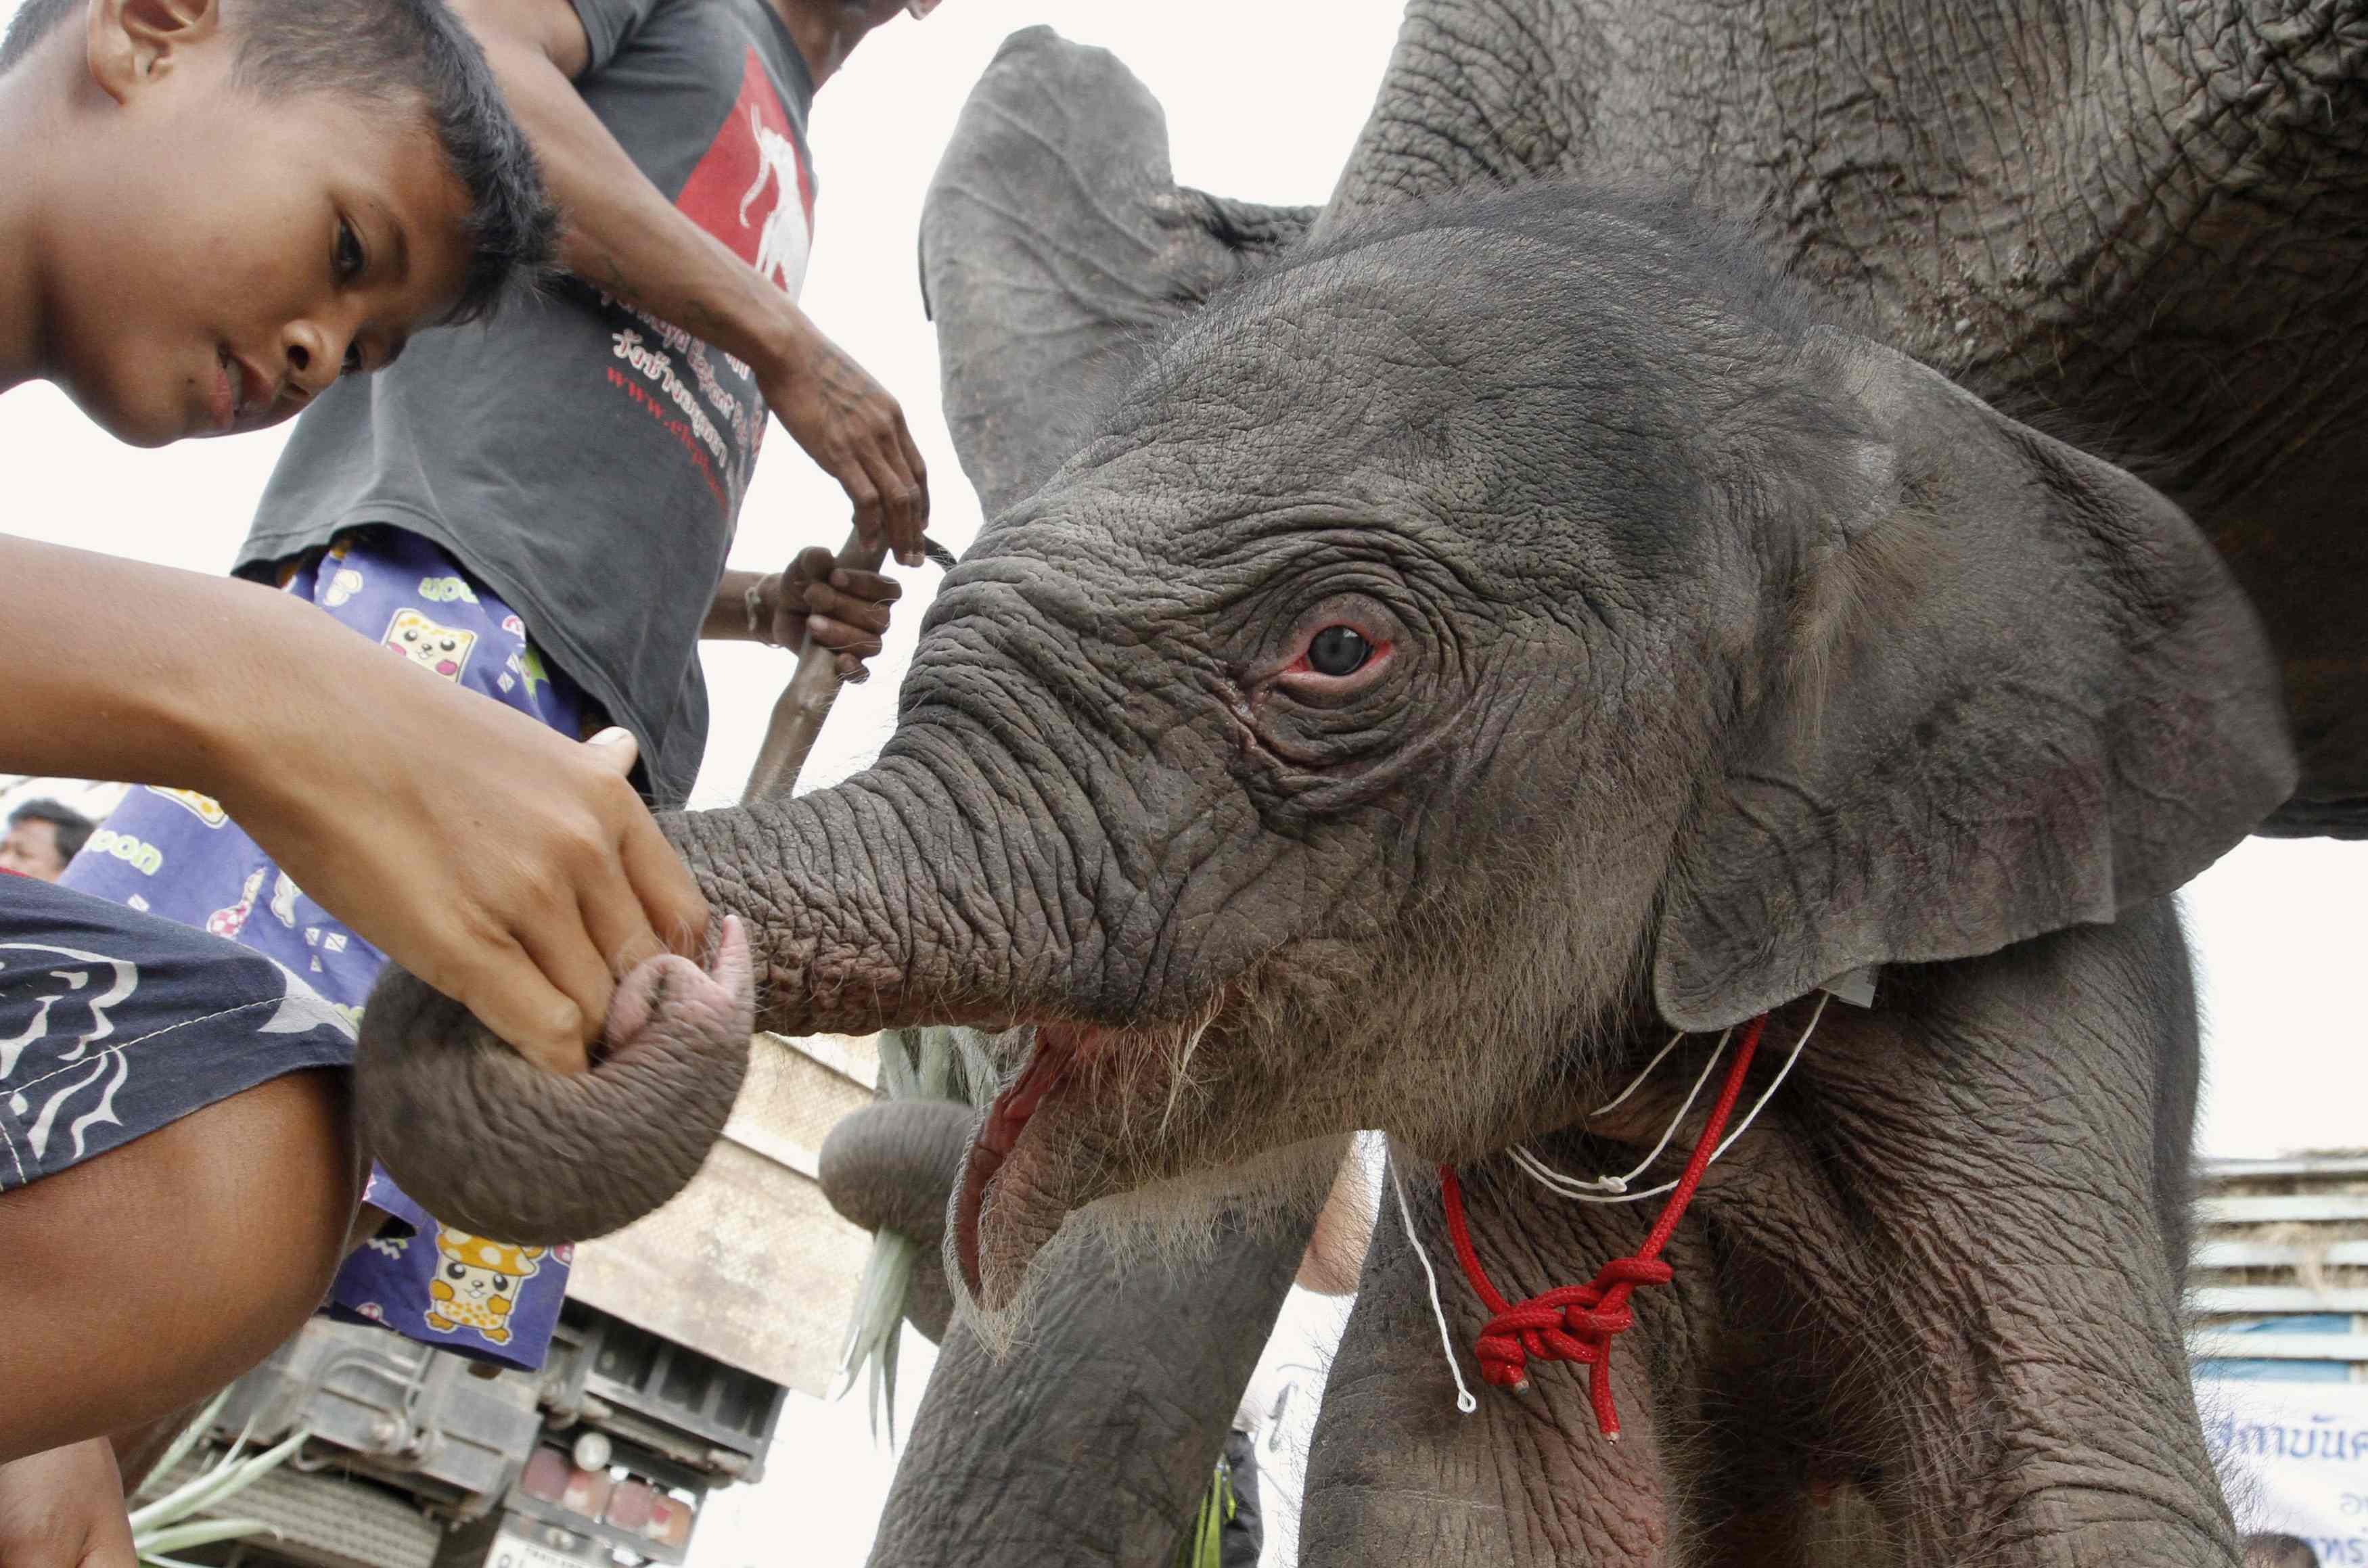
[152,1029,882,1568]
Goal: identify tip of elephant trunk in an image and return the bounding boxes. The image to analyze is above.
[353,919,757,1245]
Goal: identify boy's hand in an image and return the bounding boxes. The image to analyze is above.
[764,546,901,682]
[0,1440,135,1568]
[221,660,709,1075]
[758,315,929,568]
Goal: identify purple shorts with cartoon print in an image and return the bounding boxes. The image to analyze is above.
[59,527,588,1369]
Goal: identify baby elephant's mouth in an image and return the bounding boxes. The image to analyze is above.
[952,1023,1079,1306]
[949,1000,1242,1312]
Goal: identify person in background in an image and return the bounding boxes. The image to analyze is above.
[0,799,95,881]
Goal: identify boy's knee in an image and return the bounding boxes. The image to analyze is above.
[0,1070,357,1458]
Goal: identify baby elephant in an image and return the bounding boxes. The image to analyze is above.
[360,185,2293,1565]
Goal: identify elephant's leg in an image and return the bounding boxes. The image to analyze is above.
[1695,911,2235,1568]
[1302,1153,1729,1567]
[866,1211,1305,1568]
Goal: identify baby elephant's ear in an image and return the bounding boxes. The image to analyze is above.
[1653,331,2294,1030]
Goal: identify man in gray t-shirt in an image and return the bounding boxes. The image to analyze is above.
[246,0,938,807]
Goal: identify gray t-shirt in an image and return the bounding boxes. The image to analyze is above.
[240,0,818,807]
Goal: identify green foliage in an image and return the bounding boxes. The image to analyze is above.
[834,1025,986,1444]
[1175,1453,1238,1568]
[128,1393,306,1568]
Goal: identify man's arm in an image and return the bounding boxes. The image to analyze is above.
[0,536,708,1069]
[450,0,928,563]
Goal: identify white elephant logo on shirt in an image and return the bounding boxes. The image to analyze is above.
[736,104,809,298]
[0,943,138,1172]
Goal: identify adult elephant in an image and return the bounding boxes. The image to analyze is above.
[939,7,2368,838]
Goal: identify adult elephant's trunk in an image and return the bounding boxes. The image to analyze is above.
[819,1099,975,1343]
[355,760,1053,1244]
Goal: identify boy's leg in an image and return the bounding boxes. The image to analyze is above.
[0,1068,357,1462]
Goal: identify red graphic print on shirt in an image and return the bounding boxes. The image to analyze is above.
[673,47,814,300]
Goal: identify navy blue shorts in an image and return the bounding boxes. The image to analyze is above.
[0,869,354,1191]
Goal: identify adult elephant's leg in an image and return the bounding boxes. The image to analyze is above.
[1695,908,2234,1568]
[1302,1153,1726,1567]
[867,1213,1305,1568]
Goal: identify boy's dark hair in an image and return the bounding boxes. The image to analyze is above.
[8,798,95,863]
[1,0,554,323]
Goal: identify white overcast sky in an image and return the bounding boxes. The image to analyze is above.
[3,1,2363,1558]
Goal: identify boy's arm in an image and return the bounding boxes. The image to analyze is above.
[700,549,898,681]
[450,0,928,565]
[0,536,708,1070]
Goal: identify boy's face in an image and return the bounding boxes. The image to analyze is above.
[45,16,474,445]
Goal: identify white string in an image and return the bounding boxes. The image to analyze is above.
[1388,1151,1478,1416]
[1590,1029,1687,1117]
[1509,994,1831,1206]
[1510,1026,1734,1197]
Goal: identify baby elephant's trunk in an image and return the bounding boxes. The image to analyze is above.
[352,921,756,1244]
[352,771,1040,1244]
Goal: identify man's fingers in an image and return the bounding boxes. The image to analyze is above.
[617,808,709,958]
[827,568,899,604]
[833,444,886,545]
[585,725,639,775]
[445,940,589,1075]
[578,839,669,983]
[580,724,707,956]
[515,913,619,1069]
[805,584,894,635]
[806,615,885,658]
[867,436,926,565]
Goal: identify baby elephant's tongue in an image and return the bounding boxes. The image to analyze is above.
[953,1027,1078,1305]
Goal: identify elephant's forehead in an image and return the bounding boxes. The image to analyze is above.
[1065,227,1714,566]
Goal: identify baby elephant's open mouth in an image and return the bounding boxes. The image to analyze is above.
[955,1011,1235,1310]
[953,1023,1080,1306]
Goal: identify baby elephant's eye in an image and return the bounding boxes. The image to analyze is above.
[1307,625,1371,677]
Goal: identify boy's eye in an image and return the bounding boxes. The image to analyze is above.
[334,218,365,284]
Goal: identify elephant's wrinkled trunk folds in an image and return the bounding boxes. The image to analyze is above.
[357,767,1026,1244]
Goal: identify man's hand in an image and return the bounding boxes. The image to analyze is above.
[758,317,930,567]
[223,691,708,1076]
[0,1441,135,1568]
[0,539,715,1082]
[771,547,901,681]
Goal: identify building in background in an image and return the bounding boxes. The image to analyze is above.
[2193,1152,2368,1568]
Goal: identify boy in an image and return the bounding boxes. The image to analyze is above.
[18,0,942,1503]
[0,0,720,1501]
[53,0,938,1380]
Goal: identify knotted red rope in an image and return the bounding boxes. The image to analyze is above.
[1438,1013,1767,1439]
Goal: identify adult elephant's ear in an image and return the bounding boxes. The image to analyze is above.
[1652,331,2295,1030]
[922,26,1316,517]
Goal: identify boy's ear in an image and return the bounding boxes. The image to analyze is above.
[86,0,221,105]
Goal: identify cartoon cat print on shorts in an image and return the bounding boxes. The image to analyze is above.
[382,608,477,681]
[424,1228,545,1345]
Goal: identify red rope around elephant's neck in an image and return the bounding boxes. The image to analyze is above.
[1438,1013,1767,1440]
